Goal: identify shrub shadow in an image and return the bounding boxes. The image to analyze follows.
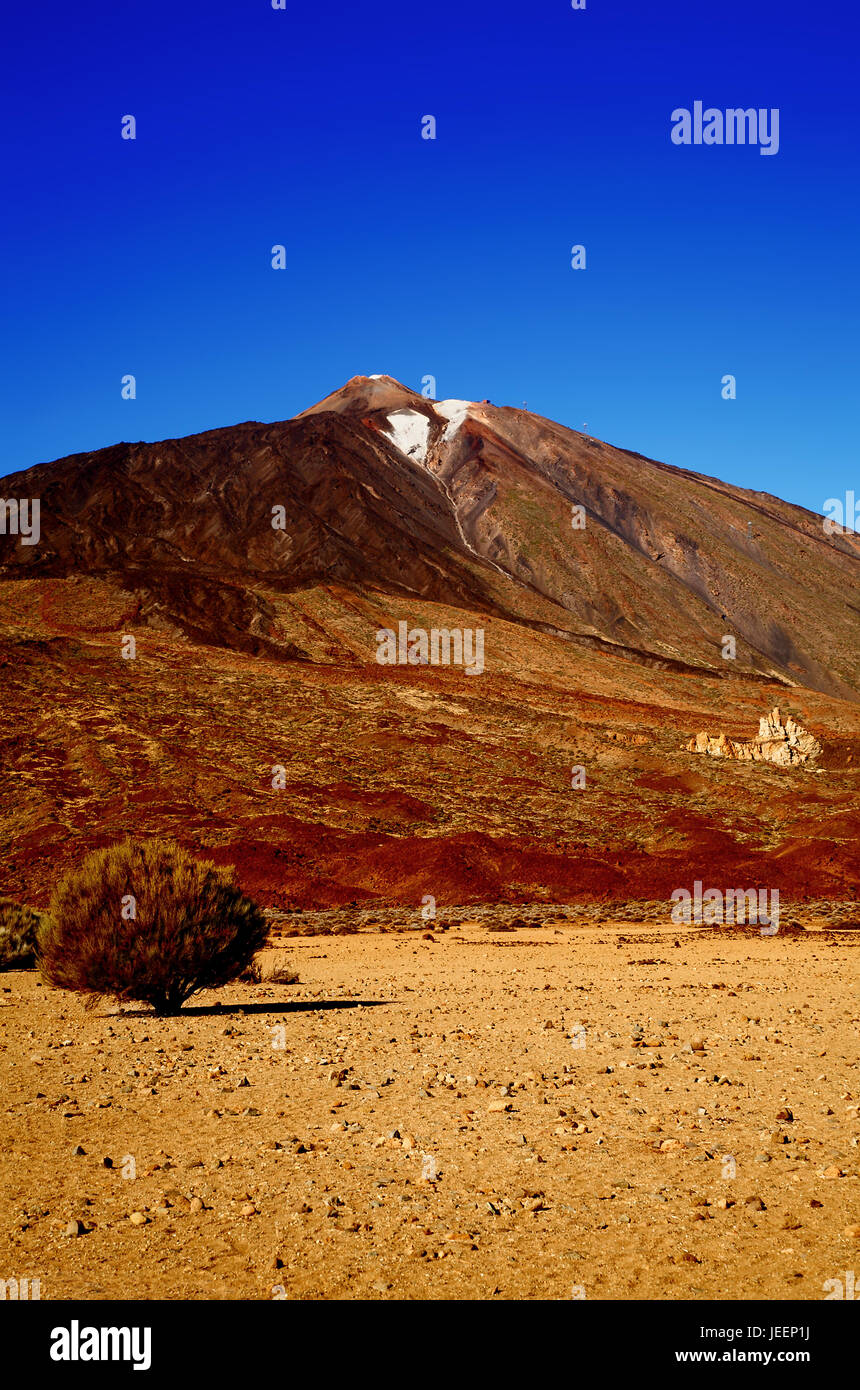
[109,998,392,1018]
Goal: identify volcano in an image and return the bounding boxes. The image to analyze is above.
[1,375,858,908]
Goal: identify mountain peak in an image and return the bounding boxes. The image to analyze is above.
[1,378,857,699]
[298,373,424,418]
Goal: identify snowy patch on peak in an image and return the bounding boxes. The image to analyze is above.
[381,408,431,464]
[434,399,472,442]
[434,399,472,420]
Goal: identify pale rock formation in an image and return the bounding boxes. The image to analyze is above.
[687,707,822,766]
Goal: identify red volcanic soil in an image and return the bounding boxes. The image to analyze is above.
[207,824,858,911]
[0,575,856,912]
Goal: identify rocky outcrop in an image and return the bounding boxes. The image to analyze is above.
[687,707,822,765]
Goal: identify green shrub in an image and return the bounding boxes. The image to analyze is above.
[0,899,45,969]
[40,839,269,1014]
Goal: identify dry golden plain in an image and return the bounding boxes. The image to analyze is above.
[2,914,858,1302]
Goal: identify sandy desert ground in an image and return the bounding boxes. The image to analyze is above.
[2,909,858,1302]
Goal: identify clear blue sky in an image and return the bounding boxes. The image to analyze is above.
[2,0,858,521]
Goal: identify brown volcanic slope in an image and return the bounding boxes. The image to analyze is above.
[0,375,858,909]
[2,373,858,694]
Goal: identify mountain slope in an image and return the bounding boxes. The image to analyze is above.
[1,376,858,908]
[2,374,857,697]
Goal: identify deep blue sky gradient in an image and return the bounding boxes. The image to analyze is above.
[1,0,858,521]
